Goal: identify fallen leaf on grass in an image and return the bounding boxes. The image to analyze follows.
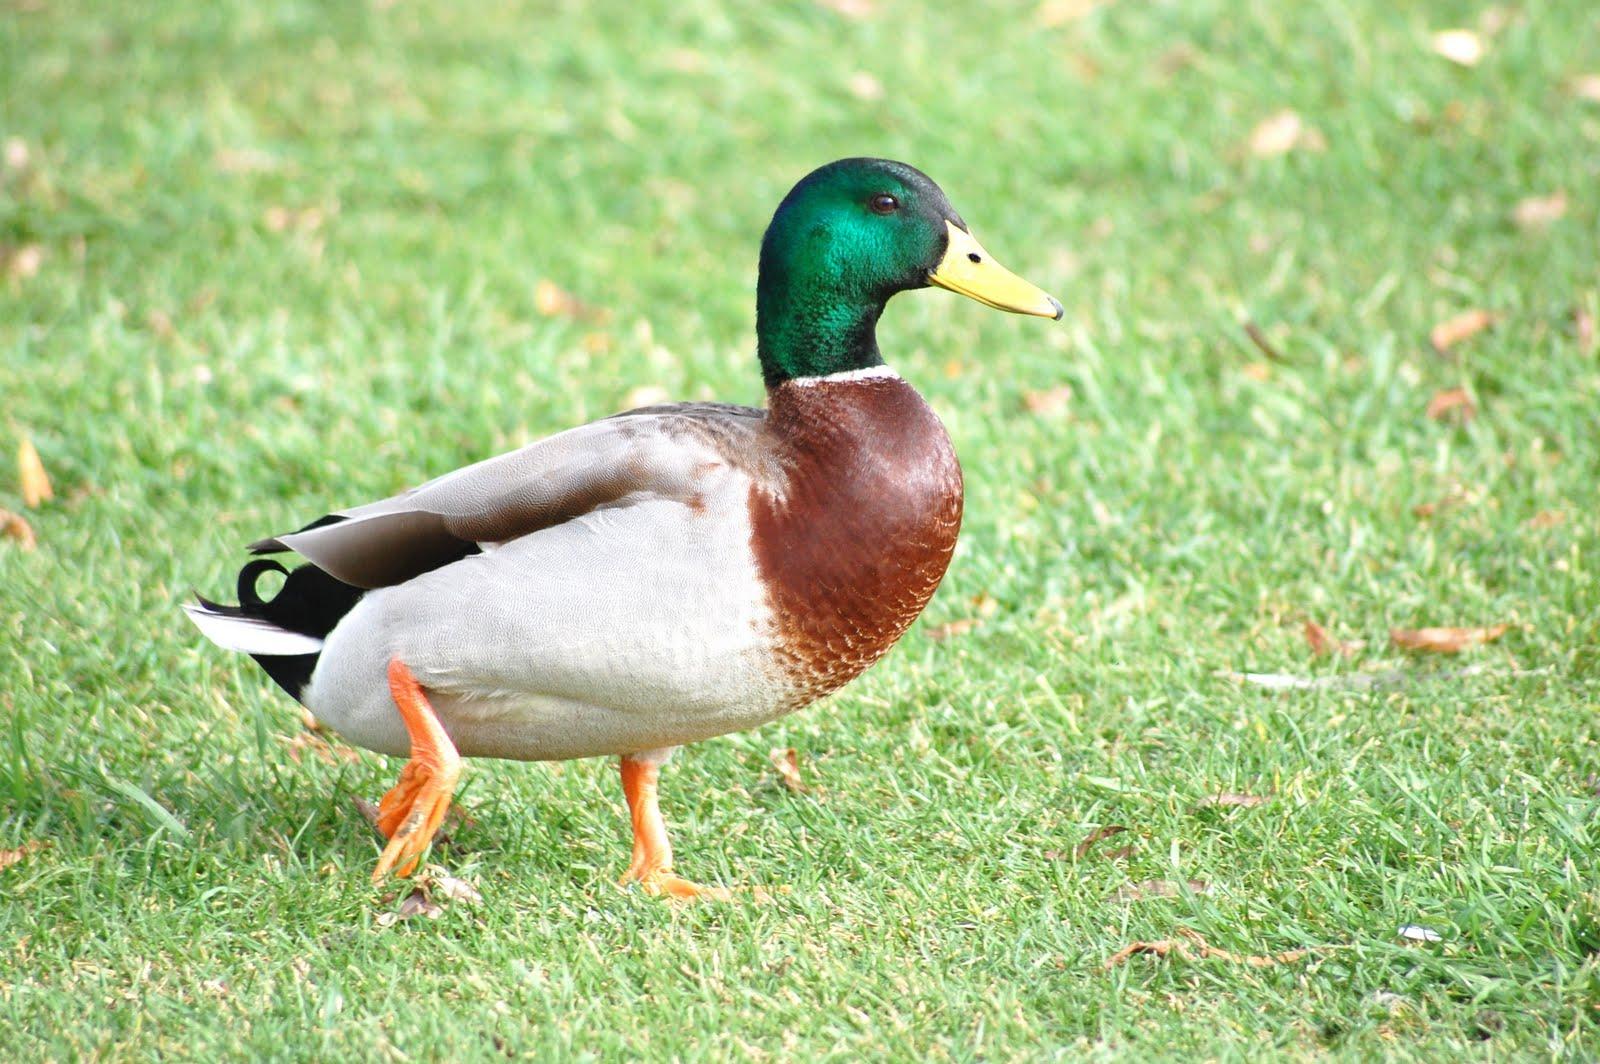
[1573,75,1600,103]
[1194,792,1266,809]
[846,72,884,101]
[1069,824,1128,860]
[1390,624,1507,653]
[534,279,607,322]
[1429,309,1494,354]
[1425,386,1476,423]
[1035,0,1106,26]
[815,0,874,18]
[1022,385,1074,416]
[3,244,43,281]
[1397,924,1442,943]
[1525,510,1565,529]
[1111,878,1212,903]
[1242,320,1286,362]
[1430,29,1485,67]
[285,729,359,766]
[3,137,28,171]
[1105,927,1307,969]
[1511,192,1566,230]
[17,437,52,507]
[430,873,484,904]
[375,870,483,927]
[925,618,982,641]
[0,839,48,872]
[1246,110,1326,157]
[377,889,444,926]
[352,796,382,830]
[1221,663,1544,691]
[0,509,35,550]
[213,148,277,175]
[768,747,810,793]
[262,205,325,233]
[1304,620,1364,657]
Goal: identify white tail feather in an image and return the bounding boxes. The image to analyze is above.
[183,602,324,656]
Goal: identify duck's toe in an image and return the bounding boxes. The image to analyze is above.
[370,658,463,882]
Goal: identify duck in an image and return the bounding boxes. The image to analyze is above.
[186,157,1062,899]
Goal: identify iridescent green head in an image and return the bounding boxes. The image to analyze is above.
[756,158,1062,388]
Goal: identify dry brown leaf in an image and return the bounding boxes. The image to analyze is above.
[768,746,809,793]
[17,437,52,507]
[428,873,483,904]
[262,205,324,233]
[1425,386,1476,422]
[533,279,607,322]
[1112,878,1212,903]
[1513,192,1568,228]
[1071,824,1128,860]
[846,72,884,101]
[214,148,276,175]
[1575,308,1595,352]
[1022,384,1074,416]
[1526,510,1565,529]
[1574,75,1600,103]
[925,618,982,641]
[815,0,874,17]
[1247,110,1326,157]
[1390,624,1508,653]
[1431,29,1485,66]
[146,308,176,340]
[0,839,47,872]
[285,729,359,766]
[1242,320,1286,362]
[1036,0,1106,26]
[3,137,28,171]
[1221,663,1543,691]
[4,244,43,281]
[352,796,382,829]
[1429,308,1494,353]
[1304,619,1364,657]
[377,887,445,926]
[0,508,35,550]
[1512,192,1567,230]
[1194,792,1267,809]
[1105,927,1308,969]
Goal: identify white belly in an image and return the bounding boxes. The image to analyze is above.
[302,485,797,760]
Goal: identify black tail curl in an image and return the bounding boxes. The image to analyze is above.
[199,558,365,702]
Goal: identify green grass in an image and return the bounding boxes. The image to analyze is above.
[4,0,1600,1058]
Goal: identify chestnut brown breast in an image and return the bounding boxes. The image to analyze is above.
[750,374,964,703]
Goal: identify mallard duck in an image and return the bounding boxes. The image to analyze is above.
[187,158,1061,898]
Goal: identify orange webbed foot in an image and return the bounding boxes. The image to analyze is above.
[370,659,462,883]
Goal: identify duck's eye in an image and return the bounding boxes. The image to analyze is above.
[868,194,900,215]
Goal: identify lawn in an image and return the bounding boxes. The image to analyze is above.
[3,0,1599,1058]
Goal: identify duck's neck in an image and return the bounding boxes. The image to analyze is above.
[756,262,888,389]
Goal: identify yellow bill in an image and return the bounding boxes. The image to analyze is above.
[927,221,1063,320]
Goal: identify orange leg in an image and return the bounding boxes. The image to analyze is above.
[371,658,461,882]
[617,756,730,901]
